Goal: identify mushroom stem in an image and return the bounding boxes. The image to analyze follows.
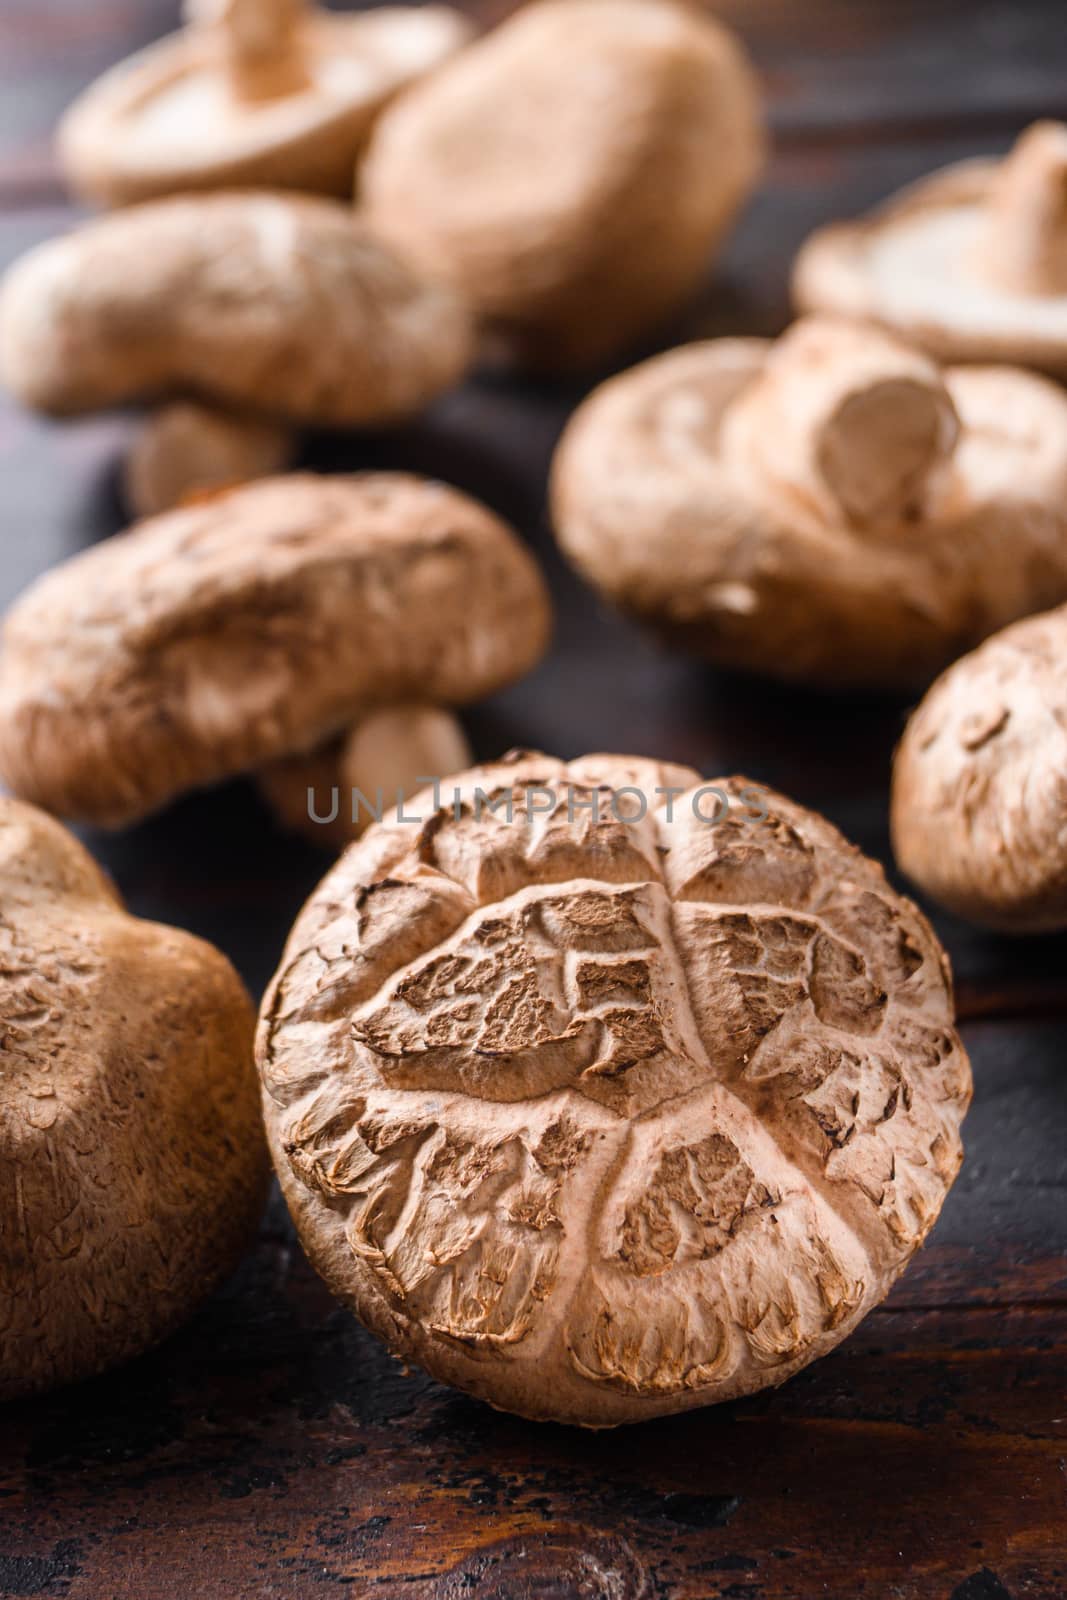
[721,316,960,528]
[980,121,1067,297]
[124,403,295,520]
[184,0,312,102]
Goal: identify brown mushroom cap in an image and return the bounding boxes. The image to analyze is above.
[361,0,765,371]
[0,192,472,425]
[0,474,551,827]
[550,316,1067,688]
[124,402,295,519]
[891,605,1067,933]
[0,796,267,1401]
[59,2,475,208]
[794,122,1067,374]
[256,750,970,1427]
[260,704,474,848]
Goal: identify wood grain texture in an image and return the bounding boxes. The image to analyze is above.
[0,2,1065,1596]
[0,1037,1063,1600]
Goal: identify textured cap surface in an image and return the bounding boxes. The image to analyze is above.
[59,4,474,206]
[892,605,1067,932]
[0,796,267,1400]
[257,751,970,1426]
[124,402,295,519]
[0,474,551,825]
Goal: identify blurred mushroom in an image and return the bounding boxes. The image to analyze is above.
[891,604,1067,933]
[794,121,1067,375]
[59,0,475,207]
[0,192,472,426]
[362,0,765,371]
[125,401,295,518]
[551,316,1067,688]
[0,796,267,1400]
[256,752,971,1425]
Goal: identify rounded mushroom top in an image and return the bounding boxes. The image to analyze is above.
[551,315,1067,688]
[361,0,764,371]
[0,192,472,425]
[58,2,475,207]
[0,796,266,1400]
[258,750,970,1426]
[891,604,1067,933]
[0,474,551,826]
[794,121,1067,373]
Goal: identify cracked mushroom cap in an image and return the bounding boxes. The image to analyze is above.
[794,122,1067,375]
[551,315,1067,688]
[0,474,551,827]
[891,605,1067,933]
[59,1,475,208]
[361,0,765,372]
[257,750,971,1427]
[0,192,472,425]
[0,796,267,1401]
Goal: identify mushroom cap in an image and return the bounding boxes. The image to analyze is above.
[361,0,765,371]
[0,796,267,1401]
[257,750,970,1427]
[59,6,475,208]
[891,605,1067,933]
[0,474,551,826]
[793,131,1067,373]
[550,323,1067,688]
[260,705,474,848]
[0,192,473,425]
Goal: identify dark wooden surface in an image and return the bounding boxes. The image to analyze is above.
[1,4,1066,1597]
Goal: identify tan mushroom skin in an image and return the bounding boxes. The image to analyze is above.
[551,316,1067,688]
[794,121,1067,374]
[58,0,474,206]
[0,797,267,1401]
[0,193,472,425]
[361,0,765,371]
[125,401,295,519]
[257,752,971,1427]
[892,605,1067,933]
[260,705,474,848]
[0,474,551,827]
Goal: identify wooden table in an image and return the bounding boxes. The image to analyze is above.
[1,4,1065,1597]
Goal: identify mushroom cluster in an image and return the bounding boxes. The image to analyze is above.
[1,0,767,516]
[15,0,1067,1422]
[0,797,268,1401]
[551,316,1067,688]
